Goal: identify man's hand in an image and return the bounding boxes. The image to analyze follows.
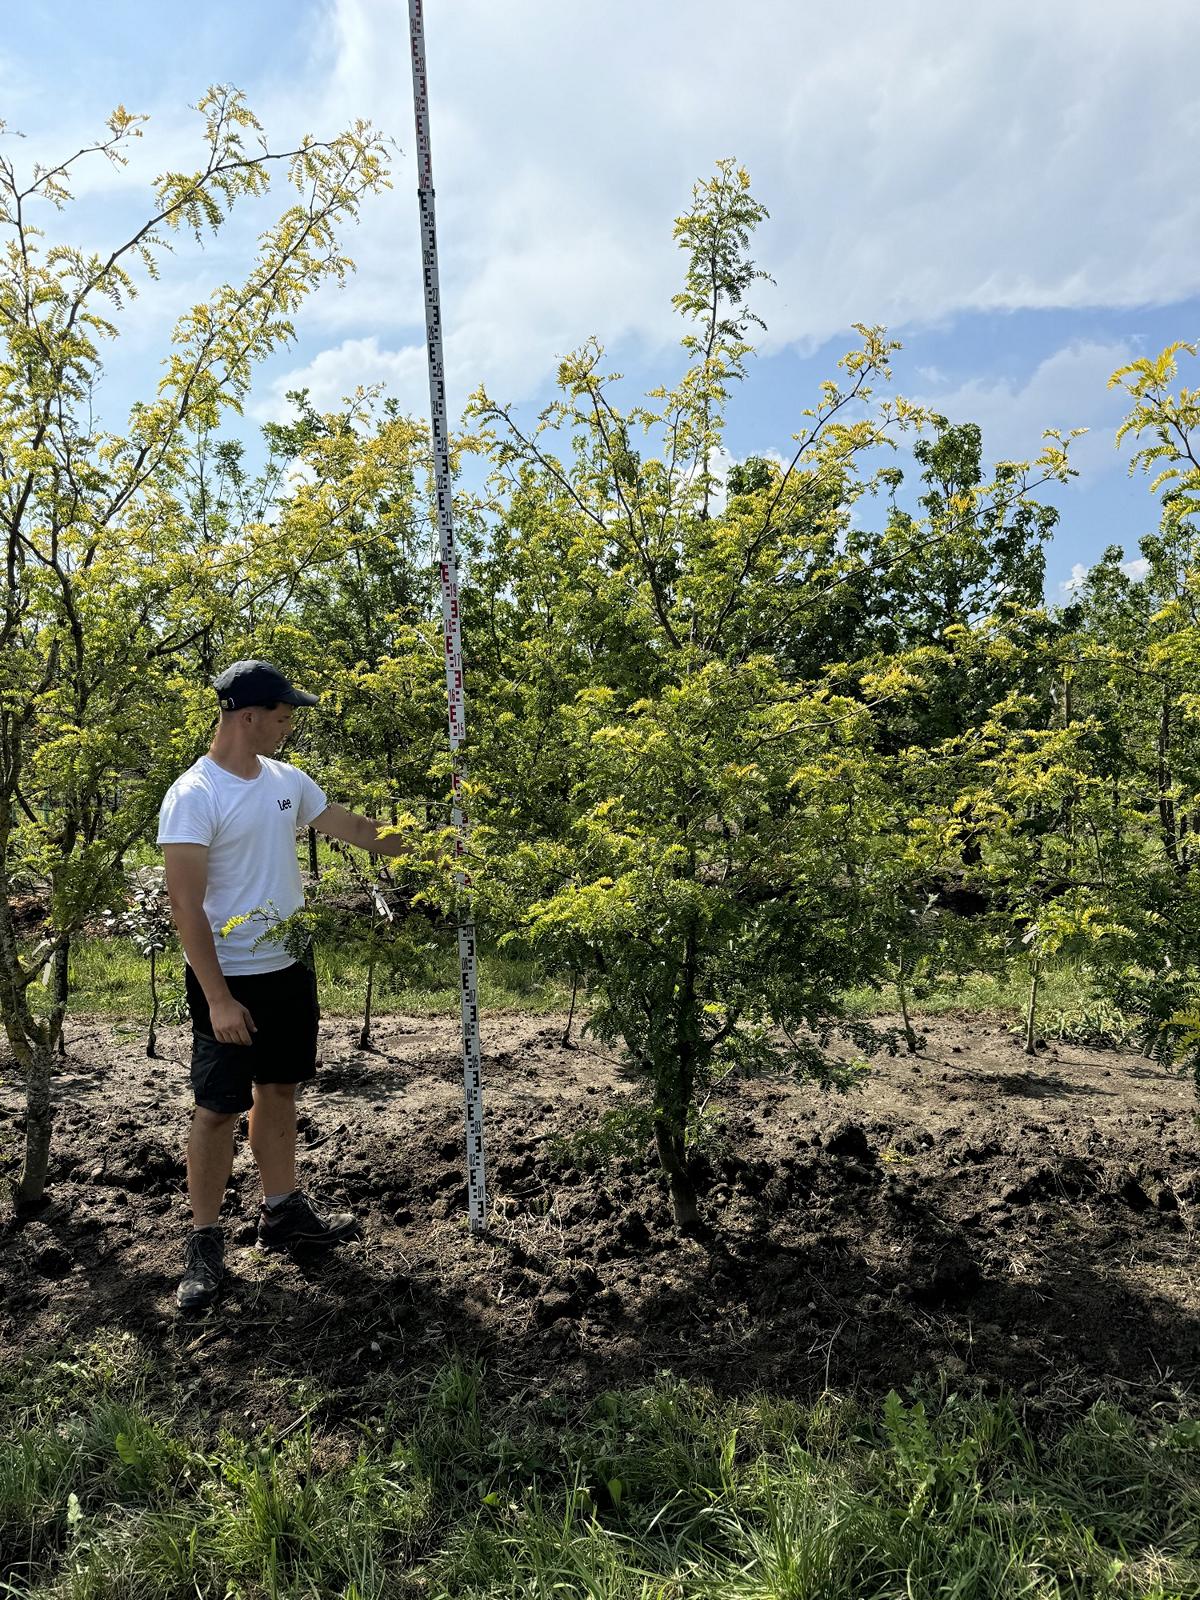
[209,995,257,1047]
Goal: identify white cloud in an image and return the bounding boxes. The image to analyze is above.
[914,341,1134,482]
[252,0,1200,411]
[252,336,429,421]
[1059,554,1150,595]
[4,0,1200,433]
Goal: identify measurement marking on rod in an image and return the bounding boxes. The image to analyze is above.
[408,0,487,1234]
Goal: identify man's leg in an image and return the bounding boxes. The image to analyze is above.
[248,1081,297,1197]
[249,966,356,1250]
[187,1107,239,1227]
[178,1106,238,1310]
[250,1079,358,1249]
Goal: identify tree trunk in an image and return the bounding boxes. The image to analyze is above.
[0,888,35,1204]
[17,1037,54,1208]
[655,943,703,1233]
[0,897,63,1210]
[654,1116,699,1231]
[147,947,159,1058]
[18,936,70,1202]
[1158,692,1182,872]
[561,971,579,1049]
[359,956,376,1052]
[1024,960,1041,1056]
[54,936,69,1057]
[897,954,918,1054]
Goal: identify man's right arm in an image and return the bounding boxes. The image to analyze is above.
[162,844,257,1048]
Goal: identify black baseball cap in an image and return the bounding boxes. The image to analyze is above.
[212,660,319,712]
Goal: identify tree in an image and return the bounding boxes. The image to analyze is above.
[275,390,459,829]
[0,90,390,1208]
[854,421,1063,752]
[467,169,935,1229]
[104,869,177,1058]
[480,661,906,1228]
[1058,343,1200,1063]
[969,712,1128,1053]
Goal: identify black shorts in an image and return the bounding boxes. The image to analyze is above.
[185,960,320,1114]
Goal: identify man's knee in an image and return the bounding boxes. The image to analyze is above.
[252,1081,297,1103]
[191,1105,240,1135]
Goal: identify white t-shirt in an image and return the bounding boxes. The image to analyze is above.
[157,755,328,975]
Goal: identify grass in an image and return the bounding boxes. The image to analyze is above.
[2,1337,1198,1598]
[53,935,1114,1039]
[840,964,1093,1027]
[47,937,574,1024]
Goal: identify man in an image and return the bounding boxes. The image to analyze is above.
[159,659,409,1312]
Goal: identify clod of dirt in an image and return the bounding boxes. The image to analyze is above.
[496,1154,534,1186]
[573,1266,602,1296]
[840,1159,878,1185]
[616,1211,651,1248]
[419,1169,460,1199]
[1055,1156,1100,1197]
[910,1246,982,1307]
[824,1121,876,1164]
[534,1289,583,1327]
[1119,1176,1152,1212]
[886,1177,919,1209]
[1003,1155,1101,1206]
[35,1244,72,1279]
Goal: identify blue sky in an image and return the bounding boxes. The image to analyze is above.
[4,0,1199,597]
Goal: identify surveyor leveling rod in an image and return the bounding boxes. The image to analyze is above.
[407,0,487,1236]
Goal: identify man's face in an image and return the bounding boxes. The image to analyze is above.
[247,704,296,753]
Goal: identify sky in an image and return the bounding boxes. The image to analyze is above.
[3,0,1199,598]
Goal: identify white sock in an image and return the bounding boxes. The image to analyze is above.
[265,1190,295,1210]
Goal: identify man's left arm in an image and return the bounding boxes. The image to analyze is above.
[311,804,410,858]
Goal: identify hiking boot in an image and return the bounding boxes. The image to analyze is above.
[256,1191,359,1250]
[176,1227,225,1311]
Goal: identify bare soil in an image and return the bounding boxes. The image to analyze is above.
[2,1012,1198,1430]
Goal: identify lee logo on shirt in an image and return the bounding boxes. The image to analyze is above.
[277,798,292,812]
